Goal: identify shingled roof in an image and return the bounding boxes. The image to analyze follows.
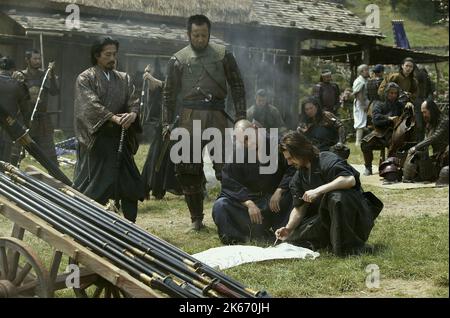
[4,10,226,45]
[249,0,383,38]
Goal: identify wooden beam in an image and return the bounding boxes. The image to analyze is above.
[0,197,164,298]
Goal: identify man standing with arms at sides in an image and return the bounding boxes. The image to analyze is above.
[312,69,341,115]
[163,15,247,231]
[73,37,145,223]
[352,64,370,147]
[20,50,59,165]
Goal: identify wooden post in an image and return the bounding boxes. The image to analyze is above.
[362,44,371,65]
[435,61,440,95]
[39,33,44,69]
[289,38,301,129]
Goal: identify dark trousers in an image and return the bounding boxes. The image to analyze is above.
[95,187,138,223]
[74,126,144,224]
[29,115,58,165]
[288,189,376,256]
[175,108,228,222]
[0,130,13,163]
[212,192,292,244]
[361,129,392,168]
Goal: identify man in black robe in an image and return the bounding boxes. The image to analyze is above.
[276,130,383,257]
[73,37,145,222]
[212,120,295,244]
[20,49,59,165]
[298,97,345,152]
[140,67,183,199]
[0,56,31,163]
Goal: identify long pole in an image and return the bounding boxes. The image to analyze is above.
[3,167,242,298]
[0,163,263,297]
[39,32,44,71]
[0,177,194,298]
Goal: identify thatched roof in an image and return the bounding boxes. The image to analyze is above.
[49,0,253,23]
[47,0,382,38]
[0,0,383,39]
[4,9,226,45]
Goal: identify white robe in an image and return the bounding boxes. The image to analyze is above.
[352,75,369,129]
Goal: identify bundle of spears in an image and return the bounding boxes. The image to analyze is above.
[0,162,269,298]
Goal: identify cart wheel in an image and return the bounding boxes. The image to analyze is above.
[68,259,130,298]
[73,276,130,298]
[0,237,52,298]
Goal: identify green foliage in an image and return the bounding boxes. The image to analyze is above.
[345,0,449,46]
[0,143,448,298]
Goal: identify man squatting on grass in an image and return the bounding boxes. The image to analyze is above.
[212,119,295,244]
[276,130,383,257]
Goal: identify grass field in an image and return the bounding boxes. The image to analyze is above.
[346,0,449,47]
[0,142,448,298]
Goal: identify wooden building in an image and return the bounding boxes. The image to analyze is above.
[0,0,382,134]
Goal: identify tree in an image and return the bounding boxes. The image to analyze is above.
[432,0,449,24]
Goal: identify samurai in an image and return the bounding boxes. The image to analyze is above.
[73,37,145,222]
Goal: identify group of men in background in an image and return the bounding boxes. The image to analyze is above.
[1,14,447,258]
[0,50,59,166]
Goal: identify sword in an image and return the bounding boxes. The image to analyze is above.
[139,64,152,128]
[195,86,236,123]
[114,127,127,210]
[0,103,72,186]
[30,62,55,123]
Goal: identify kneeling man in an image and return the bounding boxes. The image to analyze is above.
[276,130,383,256]
[212,120,295,244]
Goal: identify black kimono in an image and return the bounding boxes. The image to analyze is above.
[212,139,295,244]
[73,66,145,222]
[288,151,382,256]
[141,85,182,199]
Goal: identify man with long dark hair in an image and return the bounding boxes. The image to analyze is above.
[404,98,448,183]
[276,130,382,256]
[73,37,145,222]
[378,57,418,102]
[163,15,247,231]
[298,96,345,152]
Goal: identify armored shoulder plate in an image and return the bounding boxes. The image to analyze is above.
[174,43,226,65]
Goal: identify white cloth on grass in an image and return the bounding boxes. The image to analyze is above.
[192,243,320,270]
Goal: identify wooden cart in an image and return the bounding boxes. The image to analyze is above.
[0,167,165,298]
